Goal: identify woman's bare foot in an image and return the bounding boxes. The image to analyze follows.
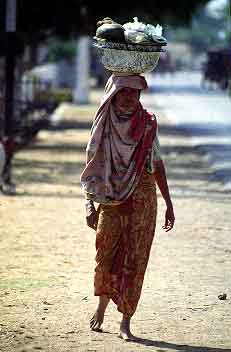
[90,295,110,331]
[119,316,136,341]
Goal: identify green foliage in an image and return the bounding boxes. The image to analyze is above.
[35,89,73,105]
[222,2,231,43]
[190,5,229,52]
[169,3,230,53]
[47,39,76,62]
[0,0,208,44]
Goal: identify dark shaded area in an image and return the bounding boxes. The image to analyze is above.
[14,158,85,185]
[29,142,86,153]
[0,0,208,42]
[195,144,231,153]
[159,123,231,137]
[12,115,230,199]
[48,119,231,138]
[202,49,231,90]
[49,120,92,131]
[15,191,83,199]
[125,335,231,351]
[158,123,231,185]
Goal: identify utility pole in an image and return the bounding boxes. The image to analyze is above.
[4,0,17,135]
[1,0,17,195]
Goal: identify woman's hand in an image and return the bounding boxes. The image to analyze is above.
[85,200,97,230]
[162,204,175,232]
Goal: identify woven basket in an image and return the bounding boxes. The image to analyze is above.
[93,40,165,73]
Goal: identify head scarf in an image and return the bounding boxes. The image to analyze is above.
[80,73,157,205]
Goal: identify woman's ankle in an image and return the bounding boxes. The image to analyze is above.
[121,315,131,327]
[98,295,110,311]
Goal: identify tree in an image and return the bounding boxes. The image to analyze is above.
[168,2,230,53]
[0,0,209,44]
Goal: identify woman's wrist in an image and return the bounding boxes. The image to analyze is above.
[165,198,173,208]
[86,199,94,205]
[85,200,95,217]
[85,200,94,210]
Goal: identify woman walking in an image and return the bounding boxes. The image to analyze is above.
[80,73,175,340]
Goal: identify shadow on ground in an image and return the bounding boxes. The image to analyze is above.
[129,335,231,352]
[159,124,231,138]
[11,118,230,199]
[49,120,92,131]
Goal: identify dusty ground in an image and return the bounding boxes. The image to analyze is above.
[0,90,230,352]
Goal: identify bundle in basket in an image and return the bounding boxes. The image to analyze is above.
[93,17,167,74]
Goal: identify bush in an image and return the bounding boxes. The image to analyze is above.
[47,39,76,62]
[35,88,73,104]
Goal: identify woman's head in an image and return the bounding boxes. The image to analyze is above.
[113,87,140,115]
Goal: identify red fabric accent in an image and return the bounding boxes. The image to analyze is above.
[129,105,145,142]
[132,111,157,175]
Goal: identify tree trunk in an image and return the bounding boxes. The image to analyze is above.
[74,35,90,104]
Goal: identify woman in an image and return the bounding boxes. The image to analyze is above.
[80,73,175,341]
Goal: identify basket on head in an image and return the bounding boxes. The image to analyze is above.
[93,40,165,74]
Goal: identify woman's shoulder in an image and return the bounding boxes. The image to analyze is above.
[147,111,158,128]
[151,112,158,121]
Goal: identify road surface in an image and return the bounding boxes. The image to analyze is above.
[145,71,231,188]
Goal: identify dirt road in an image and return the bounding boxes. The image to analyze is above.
[0,90,230,352]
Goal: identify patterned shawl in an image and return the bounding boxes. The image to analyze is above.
[80,73,157,205]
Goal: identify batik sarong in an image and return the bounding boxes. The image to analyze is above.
[94,168,157,316]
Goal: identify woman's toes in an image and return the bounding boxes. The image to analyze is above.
[92,326,103,332]
[89,312,103,331]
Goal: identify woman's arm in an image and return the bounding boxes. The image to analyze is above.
[154,159,175,232]
[85,199,97,230]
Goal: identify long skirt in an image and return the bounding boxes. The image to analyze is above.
[94,168,157,317]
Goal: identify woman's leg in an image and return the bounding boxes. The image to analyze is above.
[90,295,110,331]
[91,205,122,331]
[91,171,157,337]
[119,315,135,341]
[118,172,157,340]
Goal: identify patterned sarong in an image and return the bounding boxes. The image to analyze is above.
[94,168,157,316]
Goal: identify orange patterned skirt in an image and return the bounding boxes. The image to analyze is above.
[94,169,157,317]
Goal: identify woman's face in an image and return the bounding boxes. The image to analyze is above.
[113,88,140,115]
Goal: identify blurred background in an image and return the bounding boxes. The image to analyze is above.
[0,0,230,192]
[1,3,231,349]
